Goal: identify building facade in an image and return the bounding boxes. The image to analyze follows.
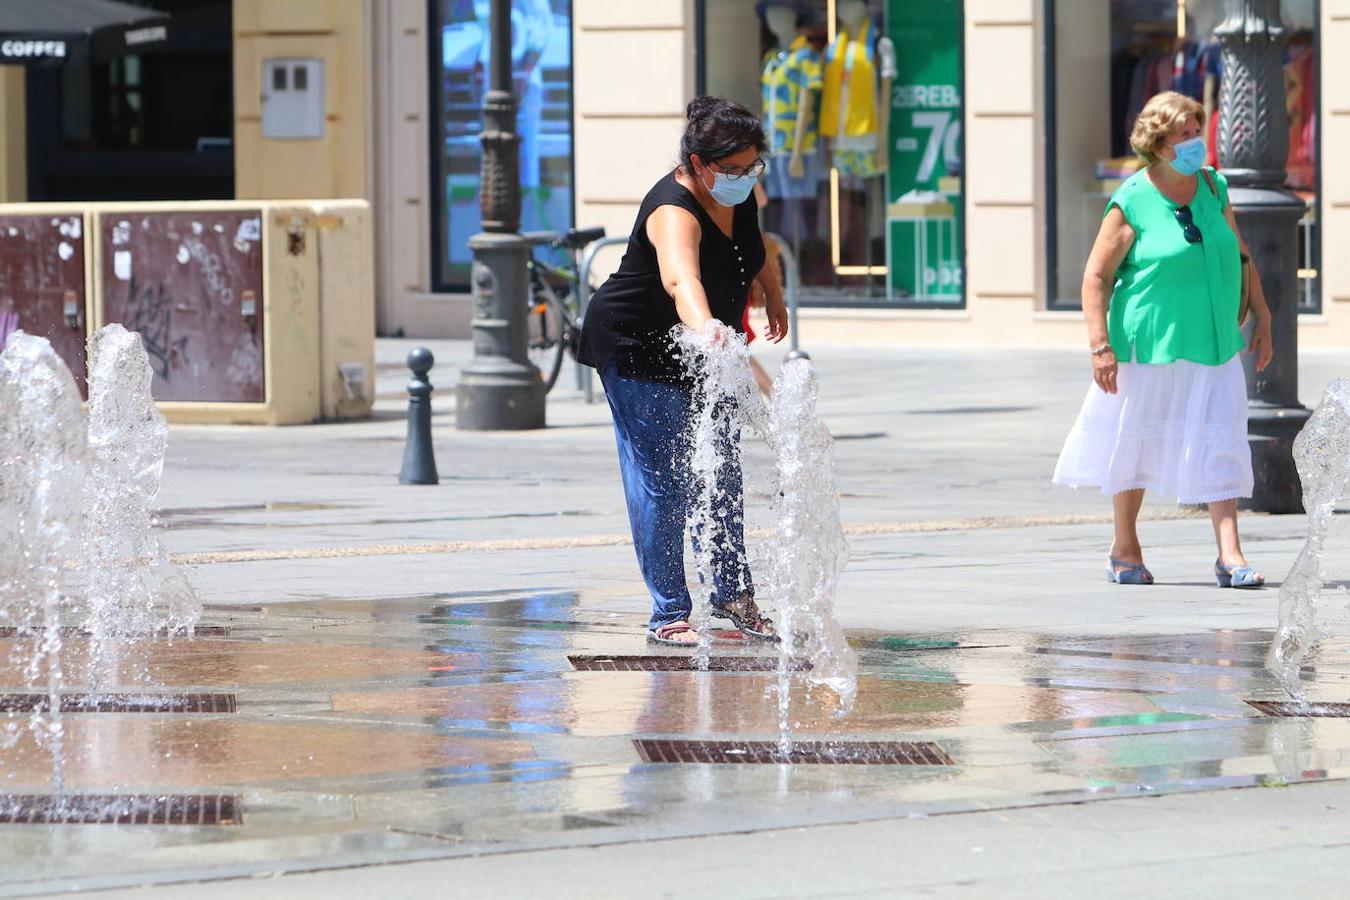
[0,1,1342,351]
[374,0,1346,350]
[0,0,377,424]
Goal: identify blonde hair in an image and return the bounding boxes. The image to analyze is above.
[1129,91,1206,164]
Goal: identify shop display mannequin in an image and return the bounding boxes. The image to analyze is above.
[820,0,894,179]
[819,0,895,266]
[761,4,820,198]
[760,3,823,243]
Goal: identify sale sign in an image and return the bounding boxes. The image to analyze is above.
[886,0,963,302]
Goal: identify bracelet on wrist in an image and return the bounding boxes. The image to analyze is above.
[1090,342,1113,356]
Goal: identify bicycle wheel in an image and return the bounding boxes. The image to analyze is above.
[526,282,567,393]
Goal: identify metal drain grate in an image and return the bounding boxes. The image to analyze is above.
[1248,700,1350,718]
[634,739,956,765]
[0,693,237,714]
[0,625,230,638]
[570,655,808,672]
[0,794,240,825]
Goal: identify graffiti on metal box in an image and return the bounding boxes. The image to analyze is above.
[120,276,190,380]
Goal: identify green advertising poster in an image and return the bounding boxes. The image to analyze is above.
[886,0,963,302]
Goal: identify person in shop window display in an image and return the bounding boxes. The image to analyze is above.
[818,0,894,254]
[577,98,789,646]
[1053,92,1274,589]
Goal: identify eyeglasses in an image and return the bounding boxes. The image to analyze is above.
[711,157,767,181]
[1174,205,1202,244]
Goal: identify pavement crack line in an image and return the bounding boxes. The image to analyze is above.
[170,509,1211,566]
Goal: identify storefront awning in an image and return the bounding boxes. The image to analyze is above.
[0,0,169,65]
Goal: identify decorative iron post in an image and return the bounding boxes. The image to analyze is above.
[399,347,439,485]
[1216,0,1310,513]
[456,0,546,431]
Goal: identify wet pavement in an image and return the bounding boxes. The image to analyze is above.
[4,342,1350,896]
[6,592,1350,895]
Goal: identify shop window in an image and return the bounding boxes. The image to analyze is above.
[1045,0,1320,313]
[429,0,575,292]
[25,0,234,201]
[702,0,964,308]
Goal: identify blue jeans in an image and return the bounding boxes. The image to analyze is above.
[600,361,752,630]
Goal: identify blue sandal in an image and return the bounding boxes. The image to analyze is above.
[1108,558,1154,585]
[1215,559,1264,589]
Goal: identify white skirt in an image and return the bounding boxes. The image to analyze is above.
[1053,356,1253,504]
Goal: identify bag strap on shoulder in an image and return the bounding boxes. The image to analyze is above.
[1199,167,1221,209]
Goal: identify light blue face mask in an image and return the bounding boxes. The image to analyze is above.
[1169,136,1207,176]
[708,170,758,207]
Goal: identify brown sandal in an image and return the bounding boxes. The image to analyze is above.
[712,596,779,642]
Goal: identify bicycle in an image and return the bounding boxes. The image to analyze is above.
[523,226,606,392]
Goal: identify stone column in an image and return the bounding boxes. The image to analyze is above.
[456,0,546,431]
[1216,0,1310,513]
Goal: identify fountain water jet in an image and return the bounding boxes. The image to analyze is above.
[1267,379,1350,698]
[673,325,856,748]
[765,356,857,750]
[1,326,202,798]
[0,332,88,792]
[674,323,768,670]
[83,324,201,692]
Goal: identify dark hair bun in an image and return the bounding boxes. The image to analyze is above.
[679,96,768,171]
[686,96,719,122]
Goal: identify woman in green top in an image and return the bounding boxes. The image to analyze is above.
[1054,91,1275,588]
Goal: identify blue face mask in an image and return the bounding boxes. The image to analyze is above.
[1169,136,1207,176]
[708,170,758,207]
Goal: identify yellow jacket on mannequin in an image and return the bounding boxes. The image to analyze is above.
[819,18,877,141]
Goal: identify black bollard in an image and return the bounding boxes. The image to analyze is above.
[399,347,439,485]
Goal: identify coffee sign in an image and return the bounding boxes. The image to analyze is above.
[0,40,67,61]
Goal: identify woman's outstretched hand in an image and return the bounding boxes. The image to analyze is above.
[764,298,789,344]
[687,317,733,347]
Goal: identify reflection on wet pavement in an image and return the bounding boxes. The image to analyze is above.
[3,718,535,788]
[5,591,1350,891]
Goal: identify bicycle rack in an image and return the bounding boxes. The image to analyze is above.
[576,235,631,403]
[574,231,803,404]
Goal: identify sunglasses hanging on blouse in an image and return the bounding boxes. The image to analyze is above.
[1174,205,1202,244]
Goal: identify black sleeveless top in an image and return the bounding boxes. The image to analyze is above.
[577,171,766,384]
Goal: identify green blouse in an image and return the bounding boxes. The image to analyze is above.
[1105,166,1245,366]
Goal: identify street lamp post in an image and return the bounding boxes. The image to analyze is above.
[1216,0,1310,513]
[456,0,546,431]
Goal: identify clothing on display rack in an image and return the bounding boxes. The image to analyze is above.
[1202,39,1222,166]
[819,17,895,179]
[1171,40,1203,99]
[1196,33,1316,186]
[761,33,825,200]
[1286,39,1317,190]
[1111,38,1210,159]
[1123,47,1178,137]
[1112,47,1169,156]
[762,34,823,156]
